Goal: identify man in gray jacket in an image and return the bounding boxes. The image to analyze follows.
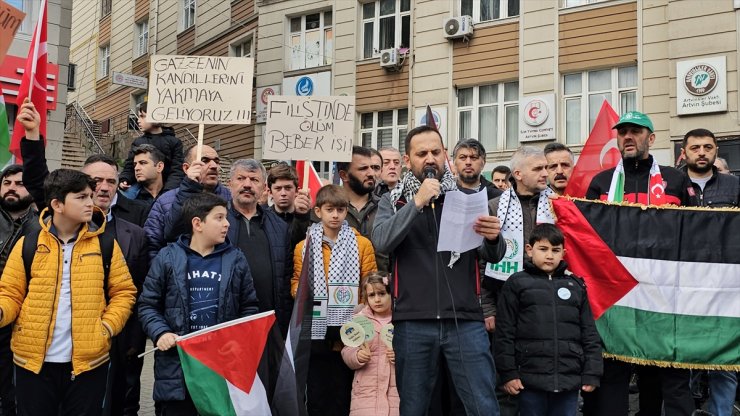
[372,125,504,416]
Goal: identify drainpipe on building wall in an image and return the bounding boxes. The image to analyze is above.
[152,0,160,55]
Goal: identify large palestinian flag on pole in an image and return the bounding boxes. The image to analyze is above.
[552,198,740,370]
[177,311,276,415]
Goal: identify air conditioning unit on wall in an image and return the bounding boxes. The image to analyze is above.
[443,16,474,39]
[380,48,400,70]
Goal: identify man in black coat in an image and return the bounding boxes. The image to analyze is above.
[0,164,39,416]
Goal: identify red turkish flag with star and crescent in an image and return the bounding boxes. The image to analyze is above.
[10,0,48,162]
[564,100,620,198]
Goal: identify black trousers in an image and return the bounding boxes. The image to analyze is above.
[15,362,108,416]
[635,365,694,416]
[105,316,147,416]
[157,392,198,416]
[0,327,15,416]
[581,358,631,416]
[306,329,353,416]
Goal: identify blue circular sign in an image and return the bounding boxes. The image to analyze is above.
[295,76,314,96]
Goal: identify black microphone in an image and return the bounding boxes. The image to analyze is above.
[423,167,438,209]
[423,166,437,180]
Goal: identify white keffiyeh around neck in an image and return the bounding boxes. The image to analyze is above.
[303,222,360,340]
[485,187,554,281]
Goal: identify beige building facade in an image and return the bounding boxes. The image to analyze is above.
[67,0,258,167]
[255,0,740,175]
[69,0,740,174]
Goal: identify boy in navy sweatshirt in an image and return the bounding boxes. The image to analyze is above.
[138,192,259,415]
[495,223,602,416]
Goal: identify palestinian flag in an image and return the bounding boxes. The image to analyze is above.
[271,236,314,416]
[177,311,276,415]
[552,198,740,370]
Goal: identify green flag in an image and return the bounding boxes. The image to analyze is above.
[0,96,12,168]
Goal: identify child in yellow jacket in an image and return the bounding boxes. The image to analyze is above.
[292,184,377,416]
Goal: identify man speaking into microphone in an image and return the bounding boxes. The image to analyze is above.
[372,125,505,416]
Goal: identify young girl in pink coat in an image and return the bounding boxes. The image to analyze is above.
[341,272,400,416]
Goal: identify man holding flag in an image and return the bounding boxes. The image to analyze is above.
[583,111,695,416]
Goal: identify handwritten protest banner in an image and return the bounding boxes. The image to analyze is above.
[0,0,26,65]
[262,95,354,162]
[145,55,253,124]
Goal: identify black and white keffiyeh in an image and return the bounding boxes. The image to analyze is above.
[485,187,554,281]
[389,169,458,211]
[303,222,360,340]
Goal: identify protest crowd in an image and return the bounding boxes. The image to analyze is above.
[0,89,735,416]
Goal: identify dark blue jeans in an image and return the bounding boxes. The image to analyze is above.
[518,389,578,416]
[393,319,499,416]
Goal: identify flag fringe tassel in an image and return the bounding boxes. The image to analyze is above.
[559,196,740,213]
[603,353,740,371]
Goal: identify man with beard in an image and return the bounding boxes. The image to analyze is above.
[680,129,738,416]
[453,139,502,199]
[543,142,574,195]
[147,144,230,259]
[337,146,388,271]
[15,97,148,416]
[374,146,402,197]
[680,128,739,207]
[225,159,292,333]
[372,125,504,415]
[482,146,553,416]
[583,112,694,416]
[0,165,38,416]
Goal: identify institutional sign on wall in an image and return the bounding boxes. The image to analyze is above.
[146,55,254,124]
[262,95,354,162]
[282,72,331,97]
[414,107,447,132]
[519,94,555,142]
[676,56,727,115]
[112,72,148,89]
[256,85,281,123]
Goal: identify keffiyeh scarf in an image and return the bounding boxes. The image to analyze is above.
[389,169,458,212]
[485,187,554,281]
[303,222,360,340]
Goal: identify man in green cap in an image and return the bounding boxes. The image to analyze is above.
[583,111,695,416]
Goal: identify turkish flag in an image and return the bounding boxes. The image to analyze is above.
[295,160,323,204]
[10,0,48,162]
[564,100,620,198]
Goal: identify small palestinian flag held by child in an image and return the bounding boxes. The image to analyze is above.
[552,198,740,370]
[177,311,276,415]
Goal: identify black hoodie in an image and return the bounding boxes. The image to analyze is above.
[120,126,185,191]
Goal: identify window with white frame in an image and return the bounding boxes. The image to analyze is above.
[457,82,519,151]
[7,0,30,34]
[182,0,196,30]
[460,0,519,22]
[562,66,637,144]
[99,44,110,79]
[289,11,332,70]
[361,0,410,59]
[232,36,253,58]
[135,20,149,58]
[561,0,608,8]
[360,109,409,154]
